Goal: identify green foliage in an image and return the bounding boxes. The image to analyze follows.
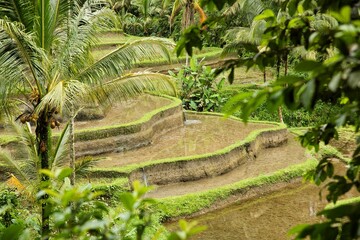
[170,58,226,112]
[184,0,360,239]
[0,169,204,240]
[0,188,19,228]
[156,159,317,220]
[243,100,342,127]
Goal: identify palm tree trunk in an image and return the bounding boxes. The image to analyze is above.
[284,53,288,76]
[276,56,284,124]
[183,0,194,29]
[183,0,194,67]
[263,67,266,83]
[36,110,50,238]
[68,0,76,186]
[70,106,75,185]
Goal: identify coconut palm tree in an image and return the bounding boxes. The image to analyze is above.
[165,0,206,64]
[0,0,175,236]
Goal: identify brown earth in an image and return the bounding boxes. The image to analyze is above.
[146,136,308,198]
[64,95,171,131]
[97,116,276,168]
[165,161,359,240]
[0,95,171,135]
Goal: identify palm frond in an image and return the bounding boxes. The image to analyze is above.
[34,77,64,115]
[170,0,186,25]
[51,121,70,169]
[224,0,265,25]
[75,156,99,177]
[34,79,89,115]
[0,0,35,31]
[224,27,250,43]
[52,5,115,79]
[77,37,175,84]
[6,173,25,192]
[93,72,176,103]
[11,122,40,180]
[0,18,48,96]
[0,148,35,189]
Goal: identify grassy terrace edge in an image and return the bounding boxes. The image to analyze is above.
[0,94,182,145]
[70,94,182,142]
[155,158,318,220]
[90,112,287,176]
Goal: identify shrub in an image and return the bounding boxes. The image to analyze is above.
[0,188,19,228]
[170,58,227,112]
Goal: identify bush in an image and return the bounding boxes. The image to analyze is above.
[0,188,19,228]
[243,100,341,127]
[0,169,204,240]
[170,58,227,112]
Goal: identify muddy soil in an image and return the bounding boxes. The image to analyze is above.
[0,95,171,136]
[167,179,357,240]
[96,116,275,168]
[330,129,357,158]
[146,136,308,198]
[175,183,325,240]
[66,95,171,131]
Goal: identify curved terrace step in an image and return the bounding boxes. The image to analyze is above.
[90,113,290,186]
[0,94,183,158]
[146,136,309,198]
[73,95,183,157]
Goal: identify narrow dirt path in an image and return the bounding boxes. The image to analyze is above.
[146,137,308,198]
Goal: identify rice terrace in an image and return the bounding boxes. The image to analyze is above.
[0,1,359,240]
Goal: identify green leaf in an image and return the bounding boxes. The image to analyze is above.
[329,72,342,92]
[189,101,198,110]
[39,169,55,178]
[254,9,275,21]
[288,17,306,29]
[288,223,311,236]
[331,6,351,23]
[300,79,316,109]
[176,26,203,57]
[274,75,304,85]
[200,0,236,10]
[295,60,322,72]
[287,0,300,16]
[0,224,24,240]
[327,163,334,177]
[55,168,72,181]
[119,192,136,211]
[347,71,360,89]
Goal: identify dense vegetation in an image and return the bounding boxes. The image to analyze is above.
[179,0,360,239]
[1,0,360,239]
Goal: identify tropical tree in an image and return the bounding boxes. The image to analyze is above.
[180,0,360,238]
[0,0,175,236]
[131,0,167,34]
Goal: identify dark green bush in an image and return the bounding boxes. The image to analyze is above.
[0,188,19,228]
[243,100,341,127]
[170,58,227,112]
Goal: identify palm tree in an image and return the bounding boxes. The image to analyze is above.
[132,0,166,34]
[166,0,206,65]
[0,0,175,236]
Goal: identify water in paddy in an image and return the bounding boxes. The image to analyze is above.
[73,95,171,130]
[0,95,171,135]
[168,183,338,240]
[98,115,275,167]
[147,136,308,198]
